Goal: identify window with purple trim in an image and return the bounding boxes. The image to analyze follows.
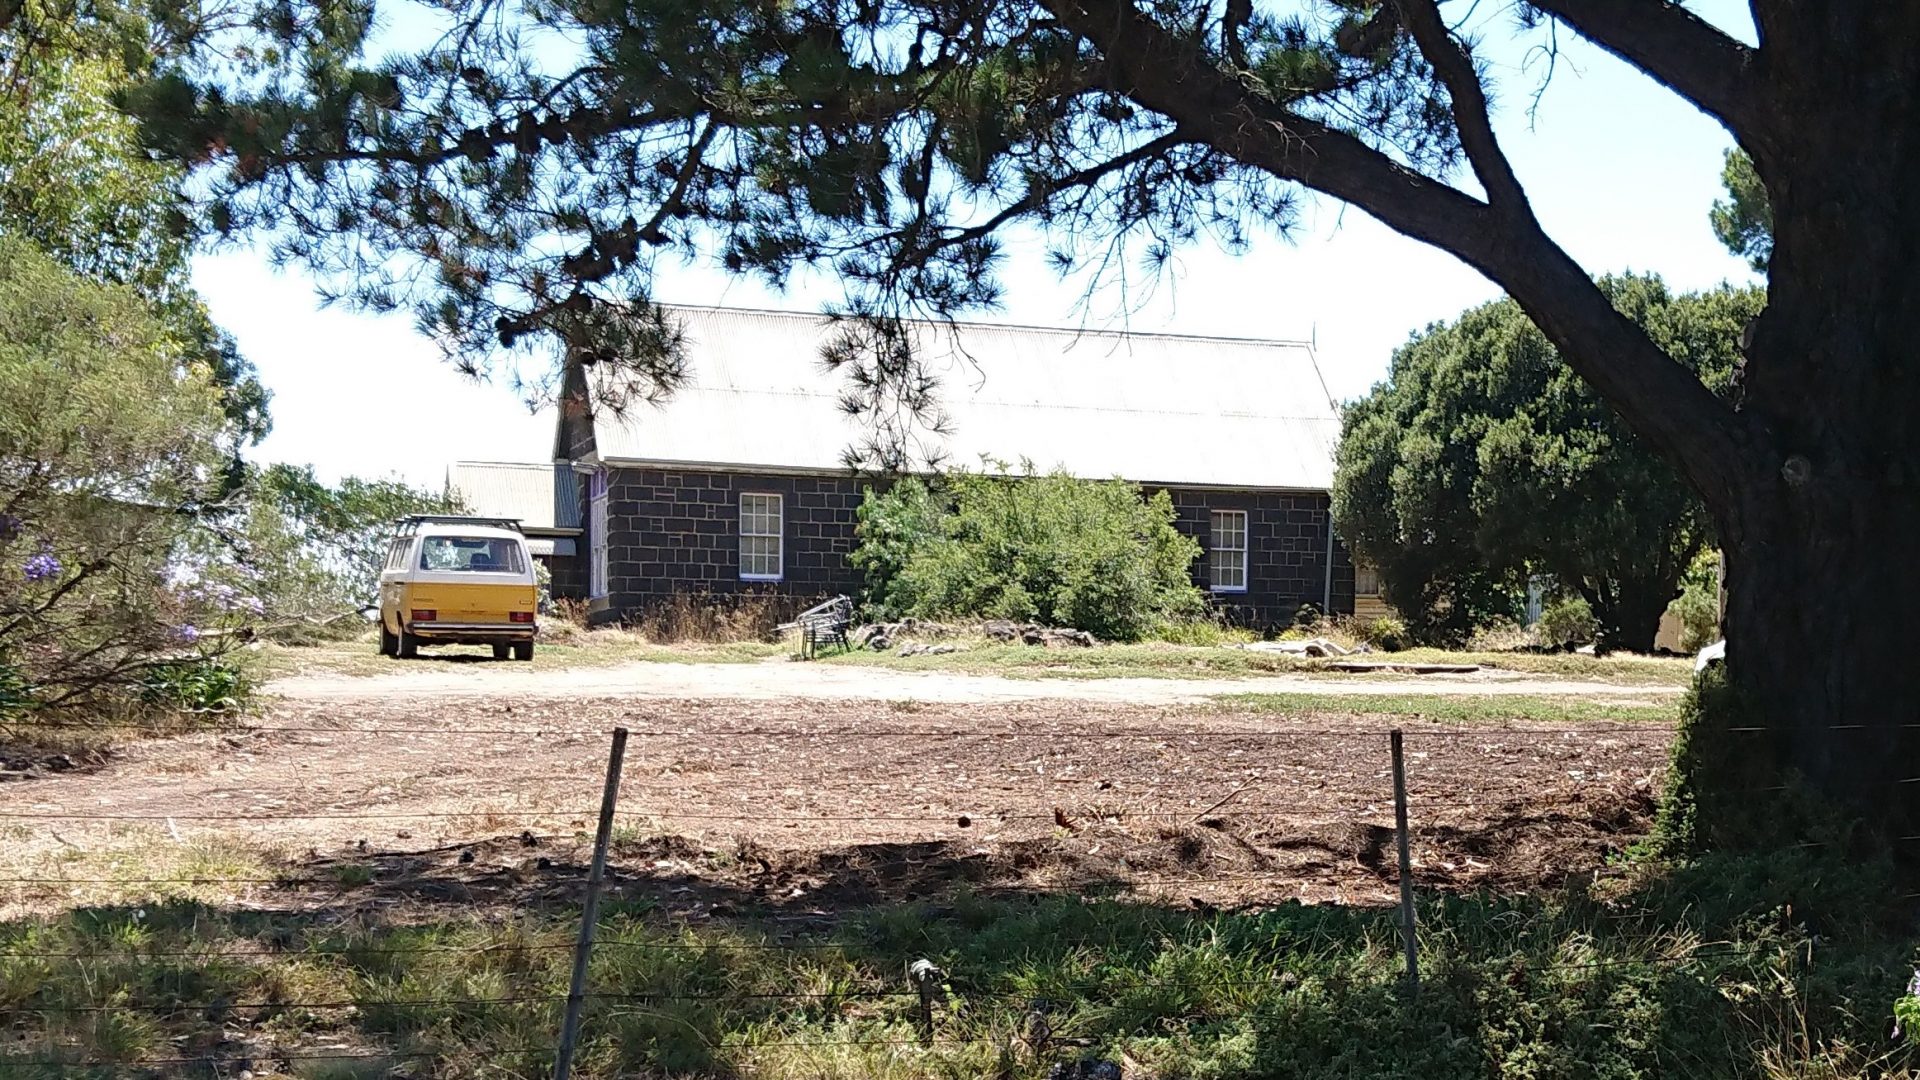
[589,470,609,599]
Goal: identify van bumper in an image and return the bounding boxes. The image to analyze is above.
[407,621,536,644]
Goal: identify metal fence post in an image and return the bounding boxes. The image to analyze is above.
[1390,729,1418,997]
[554,726,629,1080]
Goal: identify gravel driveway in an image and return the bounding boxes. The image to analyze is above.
[266,658,1683,705]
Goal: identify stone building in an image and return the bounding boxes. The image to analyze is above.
[548,305,1362,629]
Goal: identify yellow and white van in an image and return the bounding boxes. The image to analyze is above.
[377,515,538,661]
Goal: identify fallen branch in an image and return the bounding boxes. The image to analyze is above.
[1191,784,1250,823]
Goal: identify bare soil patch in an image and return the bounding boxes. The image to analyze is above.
[0,692,1670,917]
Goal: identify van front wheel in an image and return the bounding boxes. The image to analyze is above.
[492,643,510,661]
[513,641,534,662]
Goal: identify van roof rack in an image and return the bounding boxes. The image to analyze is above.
[394,514,525,532]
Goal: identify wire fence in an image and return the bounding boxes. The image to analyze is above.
[0,708,1867,1075]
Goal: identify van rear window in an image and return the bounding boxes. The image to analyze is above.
[419,536,526,573]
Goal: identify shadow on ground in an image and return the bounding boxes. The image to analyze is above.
[0,825,1912,1079]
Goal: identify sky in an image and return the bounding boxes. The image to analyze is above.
[191,0,1762,489]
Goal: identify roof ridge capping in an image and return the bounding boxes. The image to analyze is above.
[450,460,555,468]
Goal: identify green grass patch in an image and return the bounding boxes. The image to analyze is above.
[1215,693,1681,725]
[817,640,1323,680]
[821,641,1692,686]
[0,846,1910,1077]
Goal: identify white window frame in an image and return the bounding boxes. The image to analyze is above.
[1209,510,1249,594]
[738,492,784,582]
[589,470,610,599]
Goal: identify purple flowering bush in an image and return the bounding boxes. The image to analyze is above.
[0,240,256,719]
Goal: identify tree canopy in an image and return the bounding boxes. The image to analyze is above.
[120,0,1501,427]
[1709,149,1770,274]
[232,463,465,636]
[1334,276,1763,651]
[1,0,270,450]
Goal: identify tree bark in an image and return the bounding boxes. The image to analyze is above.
[1598,577,1674,656]
[1706,18,1920,850]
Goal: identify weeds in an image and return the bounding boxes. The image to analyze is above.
[630,591,791,644]
[818,640,1320,679]
[0,846,1911,1077]
[1149,619,1259,648]
[140,658,251,714]
[244,628,1695,686]
[1216,693,1680,725]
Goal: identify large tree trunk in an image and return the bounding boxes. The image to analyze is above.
[1709,489,1920,855]
[1597,579,1673,656]
[1696,44,1920,854]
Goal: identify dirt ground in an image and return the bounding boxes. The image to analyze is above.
[0,666,1673,919]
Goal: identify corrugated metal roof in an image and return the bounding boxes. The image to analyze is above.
[587,306,1341,491]
[446,462,582,531]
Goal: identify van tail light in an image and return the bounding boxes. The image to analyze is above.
[510,611,535,624]
[410,609,437,622]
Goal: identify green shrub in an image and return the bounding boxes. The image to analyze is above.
[142,658,251,714]
[1357,615,1410,651]
[0,662,30,721]
[851,465,1205,642]
[1665,548,1721,653]
[0,238,252,714]
[1898,991,1920,1046]
[848,475,945,621]
[1537,594,1597,649]
[534,558,553,612]
[1150,617,1256,647]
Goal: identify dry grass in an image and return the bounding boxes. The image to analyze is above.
[239,627,1694,689]
[1387,647,1692,684]
[822,638,1692,685]
[240,629,785,680]
[628,591,793,644]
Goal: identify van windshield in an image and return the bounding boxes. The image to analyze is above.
[419,536,526,573]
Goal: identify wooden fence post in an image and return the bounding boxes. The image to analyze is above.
[1390,729,1418,997]
[554,726,629,1080]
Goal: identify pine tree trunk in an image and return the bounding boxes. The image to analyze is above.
[1712,495,1920,852]
[1693,80,1920,855]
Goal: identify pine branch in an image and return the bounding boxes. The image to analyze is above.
[1526,0,1761,140]
[1041,0,1748,506]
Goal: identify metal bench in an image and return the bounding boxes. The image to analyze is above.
[784,595,854,659]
